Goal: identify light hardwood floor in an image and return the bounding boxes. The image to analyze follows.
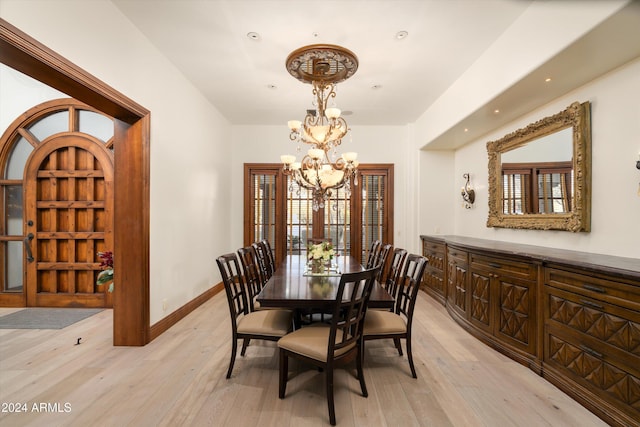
[0,292,608,427]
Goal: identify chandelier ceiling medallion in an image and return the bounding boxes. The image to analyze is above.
[280,44,360,211]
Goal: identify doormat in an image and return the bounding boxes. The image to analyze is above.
[0,308,103,329]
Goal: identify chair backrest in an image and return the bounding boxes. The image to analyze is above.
[260,239,276,276]
[216,253,250,328]
[327,266,380,361]
[252,241,272,281]
[385,247,408,299]
[395,254,428,325]
[237,246,265,310]
[365,240,381,268]
[375,243,393,282]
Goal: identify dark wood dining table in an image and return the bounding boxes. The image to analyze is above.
[256,254,395,311]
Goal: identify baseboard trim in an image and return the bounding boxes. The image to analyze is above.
[149,282,223,342]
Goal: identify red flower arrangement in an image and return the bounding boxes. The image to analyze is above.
[96,251,114,293]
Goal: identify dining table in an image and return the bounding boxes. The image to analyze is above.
[256,254,395,311]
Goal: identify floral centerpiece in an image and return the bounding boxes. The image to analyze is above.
[96,251,114,293]
[307,241,335,273]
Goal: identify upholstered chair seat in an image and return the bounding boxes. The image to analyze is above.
[363,309,407,335]
[278,324,353,362]
[237,309,292,337]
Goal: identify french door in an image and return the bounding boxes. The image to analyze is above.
[244,163,393,265]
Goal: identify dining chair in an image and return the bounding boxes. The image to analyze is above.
[252,241,273,282]
[374,243,393,283]
[260,239,276,277]
[277,266,380,426]
[216,253,293,379]
[363,253,427,378]
[237,245,266,311]
[365,239,381,268]
[383,247,408,302]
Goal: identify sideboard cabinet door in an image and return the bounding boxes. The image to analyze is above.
[447,246,469,320]
[470,253,538,356]
[421,237,446,305]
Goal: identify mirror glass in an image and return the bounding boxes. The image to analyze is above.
[487,102,591,232]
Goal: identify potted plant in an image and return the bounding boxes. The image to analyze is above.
[96,251,114,292]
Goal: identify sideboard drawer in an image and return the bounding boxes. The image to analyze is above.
[546,267,640,312]
[447,246,468,265]
[470,253,537,281]
[545,285,640,362]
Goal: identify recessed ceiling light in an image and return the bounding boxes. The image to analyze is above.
[494,109,500,114]
[545,77,552,82]
[396,30,408,40]
[371,84,382,90]
[247,32,261,41]
[464,128,469,132]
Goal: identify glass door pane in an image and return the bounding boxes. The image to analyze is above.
[361,175,385,262]
[251,173,276,245]
[324,186,350,256]
[286,177,313,256]
[3,241,23,292]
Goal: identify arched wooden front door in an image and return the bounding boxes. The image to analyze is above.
[0,98,114,308]
[25,134,113,307]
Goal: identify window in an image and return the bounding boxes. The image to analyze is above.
[244,164,393,265]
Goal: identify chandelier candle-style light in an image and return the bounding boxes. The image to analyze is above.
[281,44,360,211]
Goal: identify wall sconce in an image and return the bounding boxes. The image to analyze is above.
[461,173,475,209]
[636,153,640,196]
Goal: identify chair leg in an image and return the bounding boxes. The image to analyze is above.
[278,349,288,399]
[326,367,336,426]
[226,338,237,379]
[406,336,417,379]
[394,337,403,356]
[357,344,368,398]
[240,338,250,356]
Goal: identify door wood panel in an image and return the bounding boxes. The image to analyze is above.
[25,134,113,307]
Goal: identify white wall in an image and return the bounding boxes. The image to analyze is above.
[445,57,640,258]
[1,0,233,323]
[230,125,417,251]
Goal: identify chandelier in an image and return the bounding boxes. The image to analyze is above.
[280,44,360,211]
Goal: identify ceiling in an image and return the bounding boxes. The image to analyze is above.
[112,0,533,126]
[112,0,640,148]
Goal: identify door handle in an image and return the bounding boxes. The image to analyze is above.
[24,233,34,263]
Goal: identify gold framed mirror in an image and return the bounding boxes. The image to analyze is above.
[487,101,591,232]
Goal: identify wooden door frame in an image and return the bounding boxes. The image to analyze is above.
[351,164,394,263]
[243,164,287,265]
[0,19,150,345]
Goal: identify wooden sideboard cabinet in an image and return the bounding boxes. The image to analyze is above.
[420,235,640,427]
